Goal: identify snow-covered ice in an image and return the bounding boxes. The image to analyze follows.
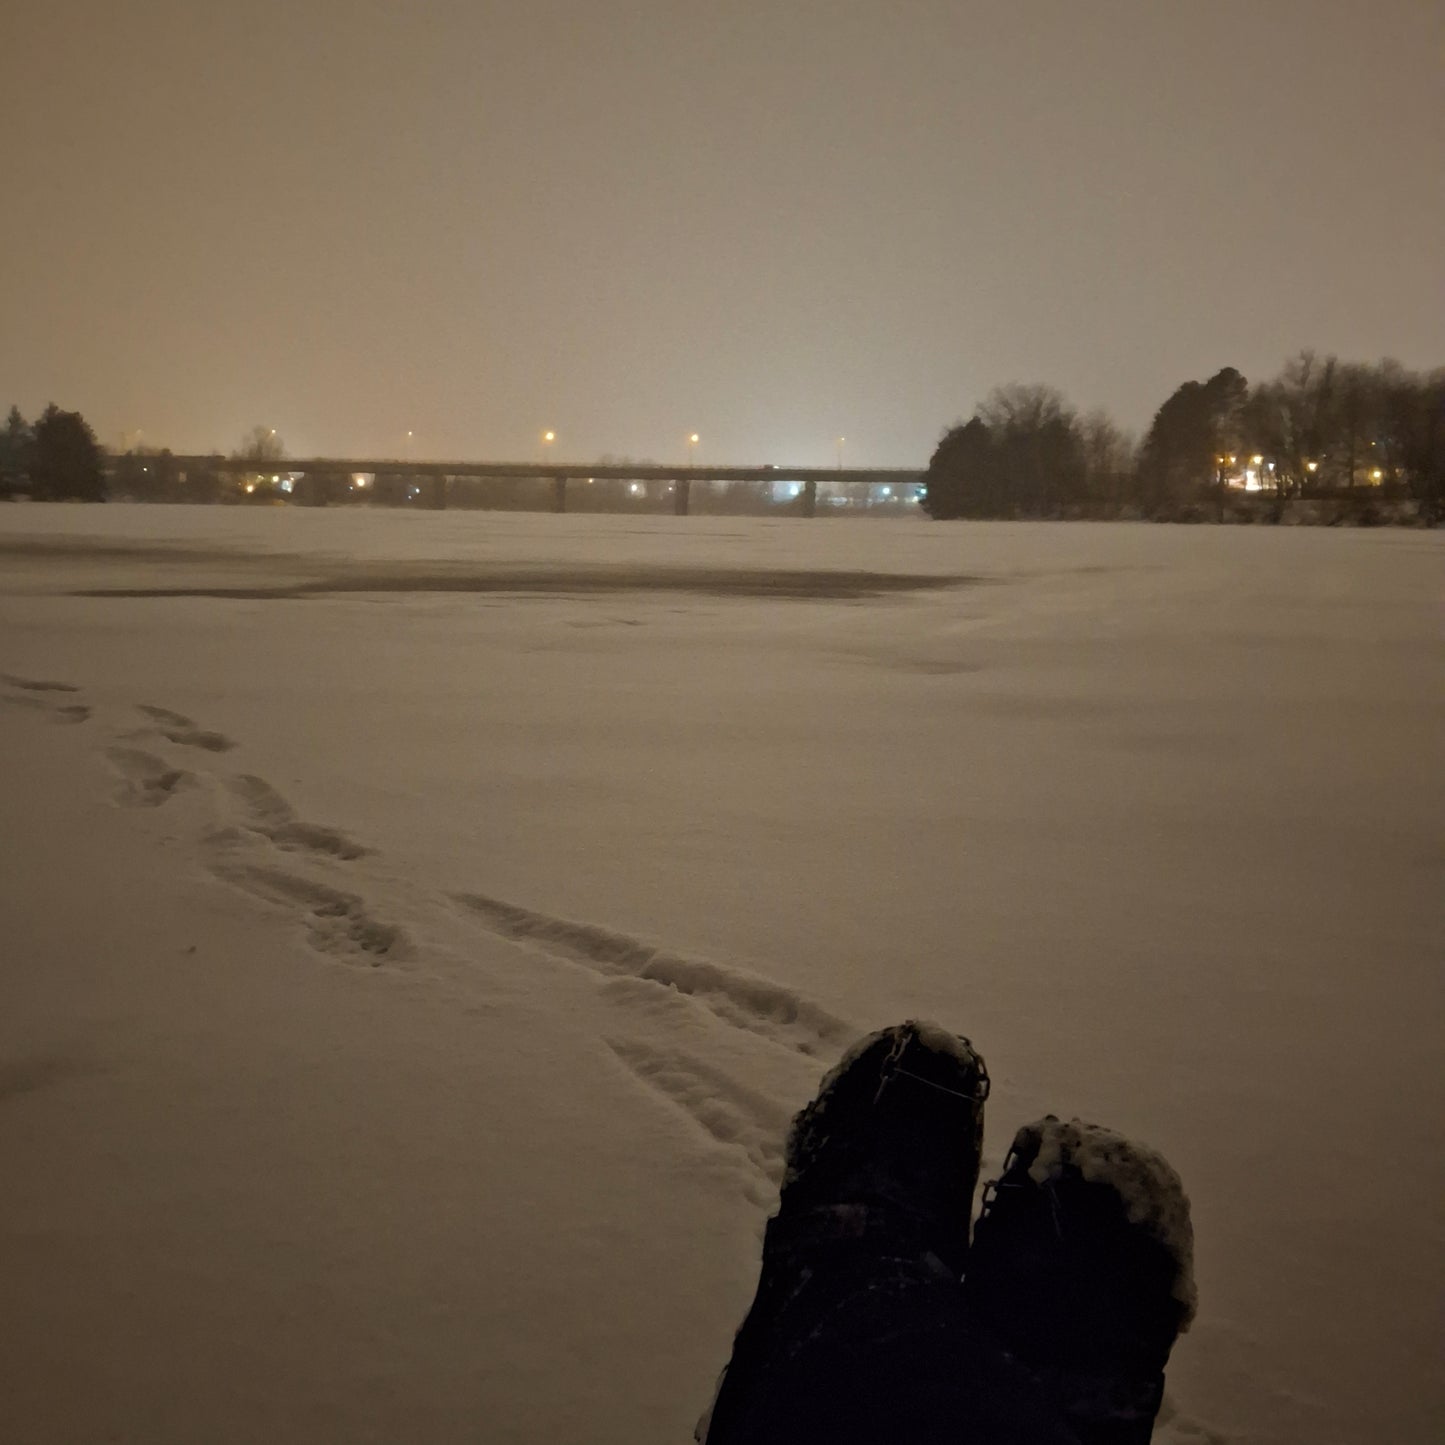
[2,506,1441,1444]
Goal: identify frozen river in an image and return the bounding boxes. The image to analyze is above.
[2,505,1441,1444]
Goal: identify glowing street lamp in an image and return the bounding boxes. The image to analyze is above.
[837,436,846,470]
[688,433,700,466]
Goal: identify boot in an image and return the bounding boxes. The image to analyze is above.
[963,1116,1196,1445]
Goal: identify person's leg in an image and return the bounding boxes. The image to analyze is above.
[701,1022,1077,1445]
[962,1117,1196,1445]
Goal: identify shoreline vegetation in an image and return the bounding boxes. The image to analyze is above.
[2,351,1440,526]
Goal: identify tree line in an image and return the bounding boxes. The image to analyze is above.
[6,356,1442,523]
[923,354,1444,525]
[0,416,301,505]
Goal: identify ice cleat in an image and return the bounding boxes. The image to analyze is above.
[963,1115,1197,1445]
[777,1018,991,1267]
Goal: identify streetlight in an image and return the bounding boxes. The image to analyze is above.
[688,433,699,467]
[836,436,846,470]
[540,429,556,464]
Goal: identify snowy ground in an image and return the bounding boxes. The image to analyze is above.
[2,505,1441,1445]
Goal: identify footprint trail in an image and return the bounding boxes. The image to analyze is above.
[12,673,845,1201]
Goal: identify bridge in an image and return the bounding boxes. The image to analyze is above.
[151,456,926,518]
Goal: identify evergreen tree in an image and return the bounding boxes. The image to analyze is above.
[0,406,32,498]
[1137,367,1246,515]
[31,405,106,501]
[922,417,996,518]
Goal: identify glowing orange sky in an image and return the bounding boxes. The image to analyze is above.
[5,0,1441,463]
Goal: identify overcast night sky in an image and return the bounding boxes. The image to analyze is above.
[4,0,1441,465]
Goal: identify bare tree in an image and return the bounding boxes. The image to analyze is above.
[233,426,285,463]
[1078,410,1136,515]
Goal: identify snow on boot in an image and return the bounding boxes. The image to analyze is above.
[962,1116,1196,1445]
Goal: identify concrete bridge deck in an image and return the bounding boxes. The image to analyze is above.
[143,456,926,517]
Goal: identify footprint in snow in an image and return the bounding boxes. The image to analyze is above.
[1,673,82,693]
[606,1036,789,1205]
[223,774,370,860]
[105,746,192,807]
[451,890,851,1058]
[211,860,406,966]
[1,674,90,723]
[135,703,235,753]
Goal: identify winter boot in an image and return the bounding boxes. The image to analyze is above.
[702,1023,1075,1445]
[962,1116,1197,1445]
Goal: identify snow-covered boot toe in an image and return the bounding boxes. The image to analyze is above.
[963,1116,1196,1445]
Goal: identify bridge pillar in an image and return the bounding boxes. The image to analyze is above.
[674,477,691,516]
[801,480,817,518]
[297,471,327,507]
[431,474,448,510]
[552,475,568,513]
